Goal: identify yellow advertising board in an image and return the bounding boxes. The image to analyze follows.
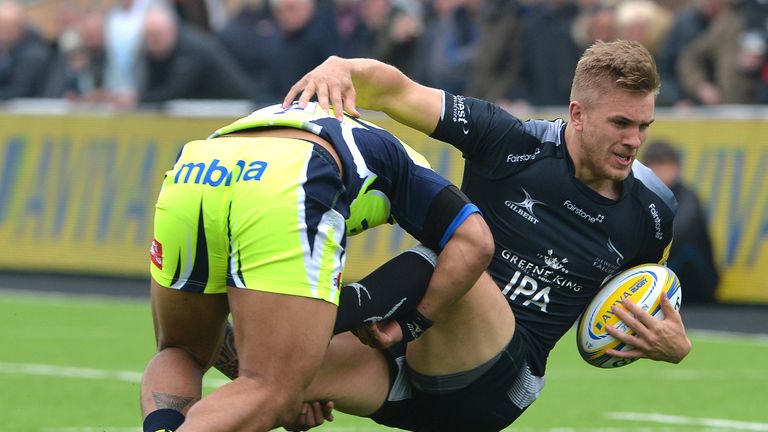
[0,114,222,275]
[649,119,768,303]
[0,112,766,303]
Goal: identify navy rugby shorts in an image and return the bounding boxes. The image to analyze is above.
[368,327,544,432]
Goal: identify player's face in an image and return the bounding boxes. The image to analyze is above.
[573,87,655,187]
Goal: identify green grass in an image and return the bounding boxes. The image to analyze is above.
[1,291,767,431]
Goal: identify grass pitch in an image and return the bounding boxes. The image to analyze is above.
[1,291,766,431]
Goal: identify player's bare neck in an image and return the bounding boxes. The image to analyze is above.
[575,170,621,200]
[591,181,621,200]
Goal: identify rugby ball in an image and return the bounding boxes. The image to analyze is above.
[576,264,682,368]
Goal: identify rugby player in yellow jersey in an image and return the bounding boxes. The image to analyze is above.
[140,103,493,431]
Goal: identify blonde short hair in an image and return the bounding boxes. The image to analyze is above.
[570,39,660,106]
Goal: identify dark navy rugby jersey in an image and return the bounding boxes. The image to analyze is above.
[432,93,677,375]
[212,103,476,252]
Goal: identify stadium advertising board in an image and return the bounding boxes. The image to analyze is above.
[0,113,765,303]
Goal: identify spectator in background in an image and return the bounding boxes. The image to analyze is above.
[42,12,107,101]
[264,0,335,102]
[320,0,373,58]
[514,0,582,107]
[643,140,719,304]
[216,0,277,104]
[656,0,731,107]
[171,0,229,32]
[412,0,482,95]
[677,1,758,105]
[104,0,153,100]
[0,0,50,100]
[613,0,673,58]
[359,0,423,75]
[126,5,254,107]
[43,1,86,56]
[742,0,768,103]
[571,0,616,52]
[465,0,525,104]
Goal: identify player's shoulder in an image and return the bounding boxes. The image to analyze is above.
[519,118,566,147]
[211,102,331,137]
[630,160,678,214]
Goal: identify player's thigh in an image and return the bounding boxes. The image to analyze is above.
[221,136,346,389]
[407,273,515,375]
[150,278,230,368]
[304,332,390,416]
[227,287,337,392]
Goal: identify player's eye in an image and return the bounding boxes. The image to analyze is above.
[612,119,629,128]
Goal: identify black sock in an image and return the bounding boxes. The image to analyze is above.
[334,246,436,334]
[143,408,185,432]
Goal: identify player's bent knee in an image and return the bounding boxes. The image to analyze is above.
[154,345,210,371]
[230,374,306,427]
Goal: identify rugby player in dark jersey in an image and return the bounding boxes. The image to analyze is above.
[276,40,692,432]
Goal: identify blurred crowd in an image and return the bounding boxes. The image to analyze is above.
[1,0,767,110]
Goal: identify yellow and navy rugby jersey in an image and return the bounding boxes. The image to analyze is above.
[432,93,677,376]
[211,102,474,251]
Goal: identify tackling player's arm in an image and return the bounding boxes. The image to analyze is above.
[357,212,493,348]
[284,56,443,136]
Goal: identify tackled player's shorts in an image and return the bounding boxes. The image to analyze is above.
[150,136,347,304]
[369,326,545,432]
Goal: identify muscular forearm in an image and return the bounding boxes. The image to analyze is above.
[290,56,443,135]
[415,214,493,323]
[347,58,411,110]
[347,58,442,135]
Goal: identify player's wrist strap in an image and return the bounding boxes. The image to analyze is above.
[398,309,434,342]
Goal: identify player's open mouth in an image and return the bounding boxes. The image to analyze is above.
[614,154,632,166]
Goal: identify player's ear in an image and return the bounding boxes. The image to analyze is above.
[569,100,585,132]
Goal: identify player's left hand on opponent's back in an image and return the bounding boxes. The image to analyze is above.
[605,295,692,364]
[352,320,403,349]
[283,56,360,121]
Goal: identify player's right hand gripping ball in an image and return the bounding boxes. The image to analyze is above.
[576,264,682,368]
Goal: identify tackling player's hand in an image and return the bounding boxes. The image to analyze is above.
[352,320,403,349]
[283,401,334,431]
[283,56,360,121]
[605,294,692,364]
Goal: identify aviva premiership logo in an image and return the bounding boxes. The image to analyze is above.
[504,188,545,224]
[174,159,268,186]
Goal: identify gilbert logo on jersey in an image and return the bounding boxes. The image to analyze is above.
[504,188,545,224]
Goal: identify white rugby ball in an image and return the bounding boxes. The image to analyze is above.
[576,264,682,368]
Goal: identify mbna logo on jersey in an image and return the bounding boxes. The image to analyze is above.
[174,159,268,186]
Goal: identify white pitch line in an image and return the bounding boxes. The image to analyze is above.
[688,329,768,344]
[42,428,140,432]
[0,362,229,388]
[504,429,678,432]
[548,367,768,381]
[606,412,768,431]
[42,427,384,432]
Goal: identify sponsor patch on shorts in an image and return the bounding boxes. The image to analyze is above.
[150,239,163,270]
